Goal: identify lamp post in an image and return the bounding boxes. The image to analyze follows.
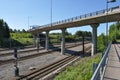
[106,0,116,47]
[115,23,117,40]
[51,0,52,27]
[82,32,84,57]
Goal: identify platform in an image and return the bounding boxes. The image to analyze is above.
[104,43,120,80]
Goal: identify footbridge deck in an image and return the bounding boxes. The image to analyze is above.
[29,6,120,56]
[91,42,120,80]
[29,6,120,34]
[104,43,120,80]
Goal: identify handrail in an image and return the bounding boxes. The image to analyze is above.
[30,6,120,30]
[91,41,112,80]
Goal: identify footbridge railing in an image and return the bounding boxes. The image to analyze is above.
[31,6,120,30]
[91,41,112,80]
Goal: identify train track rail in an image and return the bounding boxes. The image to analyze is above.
[0,42,91,65]
[0,42,89,57]
[18,55,78,80]
[0,48,44,57]
[17,45,91,80]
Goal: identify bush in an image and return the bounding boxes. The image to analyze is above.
[9,32,34,47]
[97,33,106,52]
[55,53,102,80]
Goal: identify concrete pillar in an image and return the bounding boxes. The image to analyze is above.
[33,34,40,47]
[45,31,49,50]
[91,24,99,56]
[33,34,36,47]
[61,28,66,55]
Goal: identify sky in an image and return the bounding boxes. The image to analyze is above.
[0,0,120,35]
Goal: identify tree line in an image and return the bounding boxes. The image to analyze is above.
[97,22,120,52]
[0,19,10,47]
[109,22,120,40]
[10,29,27,33]
[0,19,10,39]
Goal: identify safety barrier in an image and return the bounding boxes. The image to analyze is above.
[91,41,112,80]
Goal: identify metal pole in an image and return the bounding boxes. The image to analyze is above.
[82,33,84,57]
[28,16,30,29]
[106,0,116,45]
[14,48,19,77]
[51,0,52,27]
[106,0,108,47]
[115,23,117,40]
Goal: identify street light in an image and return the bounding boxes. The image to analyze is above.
[106,0,116,47]
[51,0,52,27]
[115,22,117,40]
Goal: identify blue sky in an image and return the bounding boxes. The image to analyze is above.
[0,0,119,35]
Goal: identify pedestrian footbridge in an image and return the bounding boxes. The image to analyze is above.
[29,6,120,56]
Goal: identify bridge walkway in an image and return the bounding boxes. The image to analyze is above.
[104,43,120,80]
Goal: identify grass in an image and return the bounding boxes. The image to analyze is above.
[117,39,120,42]
[55,53,102,80]
[14,38,34,45]
[10,32,34,46]
[10,33,32,38]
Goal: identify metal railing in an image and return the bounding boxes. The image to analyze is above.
[31,6,120,30]
[91,41,112,80]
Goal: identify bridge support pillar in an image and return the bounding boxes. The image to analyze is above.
[33,34,39,47]
[45,31,49,51]
[61,28,66,55]
[33,35,36,47]
[91,24,99,56]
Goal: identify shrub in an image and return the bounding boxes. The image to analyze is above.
[55,53,102,80]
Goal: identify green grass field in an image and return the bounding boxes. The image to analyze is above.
[13,38,34,45]
[55,53,102,80]
[10,33,33,46]
[117,39,120,42]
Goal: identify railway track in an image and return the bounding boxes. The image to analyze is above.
[18,55,79,80]
[0,48,44,57]
[0,42,87,57]
[17,45,91,80]
[0,42,91,65]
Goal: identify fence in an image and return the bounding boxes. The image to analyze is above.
[91,41,112,80]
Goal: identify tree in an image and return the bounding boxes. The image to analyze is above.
[22,29,26,33]
[0,19,10,47]
[97,33,106,52]
[109,22,120,40]
[18,29,21,33]
[0,19,4,39]
[65,30,71,35]
[9,28,13,33]
[4,22,10,38]
[75,31,82,37]
[13,29,17,33]
[0,19,10,38]
[75,30,91,37]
